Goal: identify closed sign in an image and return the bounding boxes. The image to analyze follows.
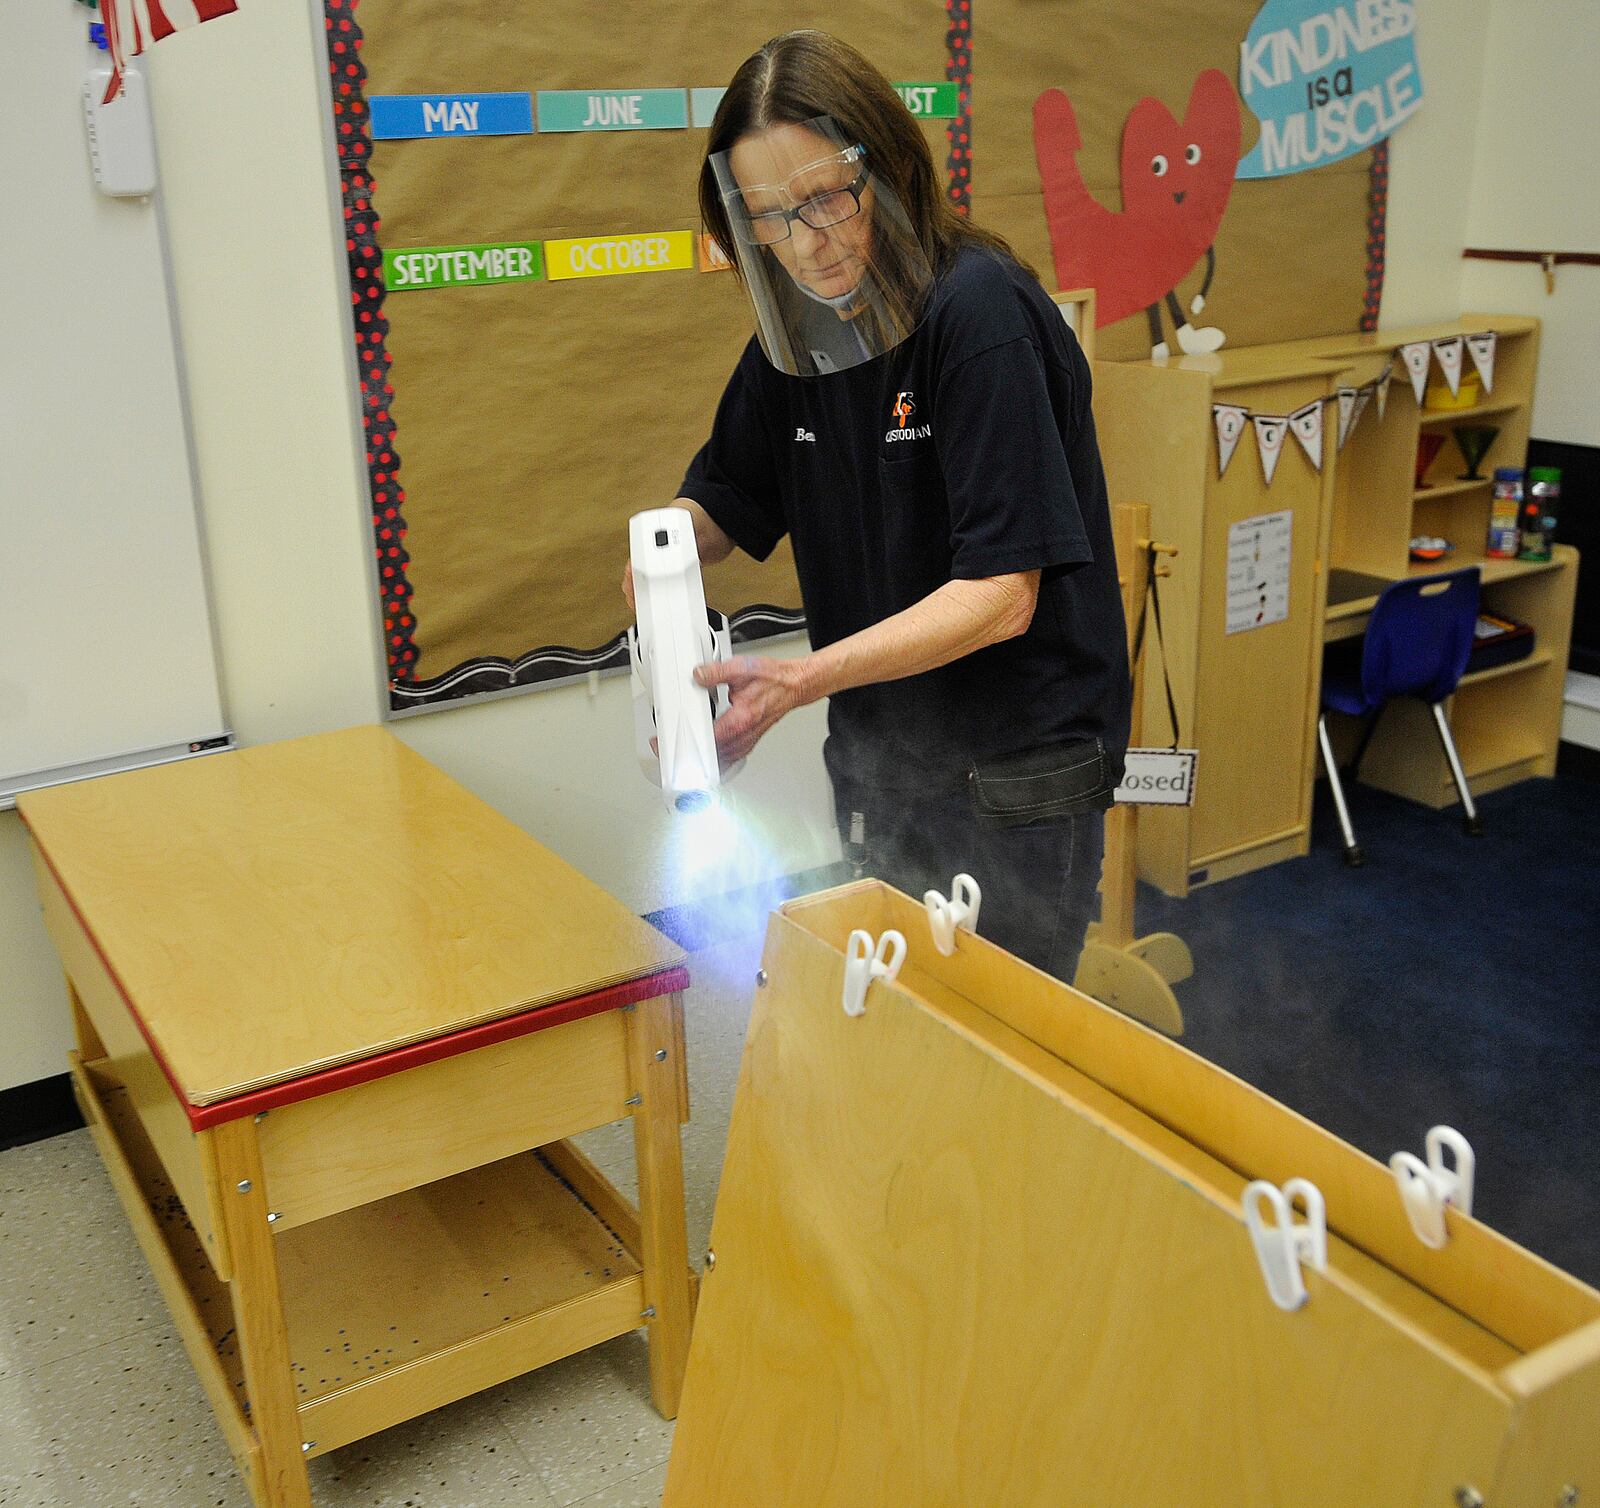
[1114,749,1198,806]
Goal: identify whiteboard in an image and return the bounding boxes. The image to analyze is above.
[0,7,228,807]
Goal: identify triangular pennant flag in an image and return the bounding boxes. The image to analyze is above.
[1288,400,1324,471]
[1432,335,1465,397]
[1401,342,1432,404]
[1351,385,1372,436]
[1252,414,1287,485]
[1466,331,1497,394]
[1336,388,1358,449]
[1374,368,1392,421]
[1213,403,1249,478]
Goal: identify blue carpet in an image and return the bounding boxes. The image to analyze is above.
[1139,774,1599,1287]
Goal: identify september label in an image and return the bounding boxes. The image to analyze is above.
[544,232,694,281]
[384,243,545,291]
[368,93,534,140]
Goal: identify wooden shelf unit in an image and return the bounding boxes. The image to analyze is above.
[1092,315,1578,890]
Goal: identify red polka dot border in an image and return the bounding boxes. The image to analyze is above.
[1361,138,1388,333]
[326,0,420,687]
[945,0,972,215]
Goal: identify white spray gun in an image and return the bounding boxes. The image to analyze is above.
[628,507,743,813]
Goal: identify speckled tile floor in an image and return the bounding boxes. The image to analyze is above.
[0,934,766,1508]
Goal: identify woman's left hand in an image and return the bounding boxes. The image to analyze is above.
[693,655,814,767]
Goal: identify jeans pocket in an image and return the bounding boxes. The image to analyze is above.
[969,739,1115,828]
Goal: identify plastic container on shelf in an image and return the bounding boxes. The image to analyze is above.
[1519,467,1560,561]
[1487,468,1523,559]
[1423,370,1483,410]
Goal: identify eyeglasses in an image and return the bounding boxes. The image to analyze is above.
[726,147,869,246]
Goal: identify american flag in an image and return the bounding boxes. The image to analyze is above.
[99,0,239,103]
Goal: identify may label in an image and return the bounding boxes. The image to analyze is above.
[1114,749,1199,806]
[368,93,533,140]
[537,89,688,133]
[384,243,544,291]
[544,232,694,281]
[894,82,959,117]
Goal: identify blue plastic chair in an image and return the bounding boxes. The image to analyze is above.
[1317,567,1482,866]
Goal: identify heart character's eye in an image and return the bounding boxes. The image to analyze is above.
[1185,143,1202,165]
[1151,154,1169,177]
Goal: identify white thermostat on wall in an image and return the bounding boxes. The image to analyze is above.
[83,62,157,198]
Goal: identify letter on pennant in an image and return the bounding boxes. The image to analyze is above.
[1289,400,1324,470]
[1432,335,1465,397]
[1214,403,1249,479]
[1466,331,1496,394]
[1253,414,1288,486]
[1401,341,1432,405]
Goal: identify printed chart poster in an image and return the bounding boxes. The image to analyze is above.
[1226,510,1293,634]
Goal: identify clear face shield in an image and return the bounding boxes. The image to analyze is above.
[711,117,934,377]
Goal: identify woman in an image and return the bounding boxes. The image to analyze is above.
[644,30,1129,979]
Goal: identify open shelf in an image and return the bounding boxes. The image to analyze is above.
[94,1067,646,1459]
[1459,649,1555,688]
[1419,400,1521,426]
[1412,477,1492,503]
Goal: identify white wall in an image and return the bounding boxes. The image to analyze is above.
[1379,0,1492,327]
[3,0,1587,1093]
[0,2,223,1089]
[1458,0,1600,445]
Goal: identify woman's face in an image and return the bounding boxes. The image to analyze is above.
[727,122,875,302]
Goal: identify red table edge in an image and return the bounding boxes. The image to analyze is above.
[22,814,691,1132]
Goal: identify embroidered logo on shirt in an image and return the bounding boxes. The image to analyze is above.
[885,389,932,443]
[794,427,816,442]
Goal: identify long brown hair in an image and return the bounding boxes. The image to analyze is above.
[700,30,1032,281]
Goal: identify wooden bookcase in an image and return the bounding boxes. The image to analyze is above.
[1093,315,1577,896]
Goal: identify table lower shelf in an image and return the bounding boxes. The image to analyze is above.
[79,1057,649,1464]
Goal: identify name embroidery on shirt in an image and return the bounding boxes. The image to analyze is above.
[794,427,816,442]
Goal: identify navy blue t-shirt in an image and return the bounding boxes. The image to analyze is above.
[680,244,1130,790]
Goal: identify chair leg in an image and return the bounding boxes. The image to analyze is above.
[1318,713,1365,867]
[1431,702,1484,835]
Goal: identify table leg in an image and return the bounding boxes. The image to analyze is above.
[212,1117,315,1508]
[625,993,694,1419]
[67,977,106,1061]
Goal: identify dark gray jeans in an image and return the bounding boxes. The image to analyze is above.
[827,758,1105,983]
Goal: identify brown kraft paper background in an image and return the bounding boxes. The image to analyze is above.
[353,0,1377,694]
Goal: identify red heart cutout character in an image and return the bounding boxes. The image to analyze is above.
[1035,70,1241,332]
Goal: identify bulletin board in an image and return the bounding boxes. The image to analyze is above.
[327,0,1392,712]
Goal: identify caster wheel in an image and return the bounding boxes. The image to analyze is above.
[1465,815,1484,837]
[1343,845,1366,868]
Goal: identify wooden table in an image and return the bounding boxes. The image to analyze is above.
[18,726,693,1508]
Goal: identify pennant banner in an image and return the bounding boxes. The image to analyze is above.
[1202,335,1490,477]
[1466,331,1497,394]
[1336,387,1357,450]
[1432,335,1465,397]
[1351,384,1373,437]
[1252,414,1287,485]
[1401,342,1432,405]
[1288,400,1324,471]
[1213,403,1249,479]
